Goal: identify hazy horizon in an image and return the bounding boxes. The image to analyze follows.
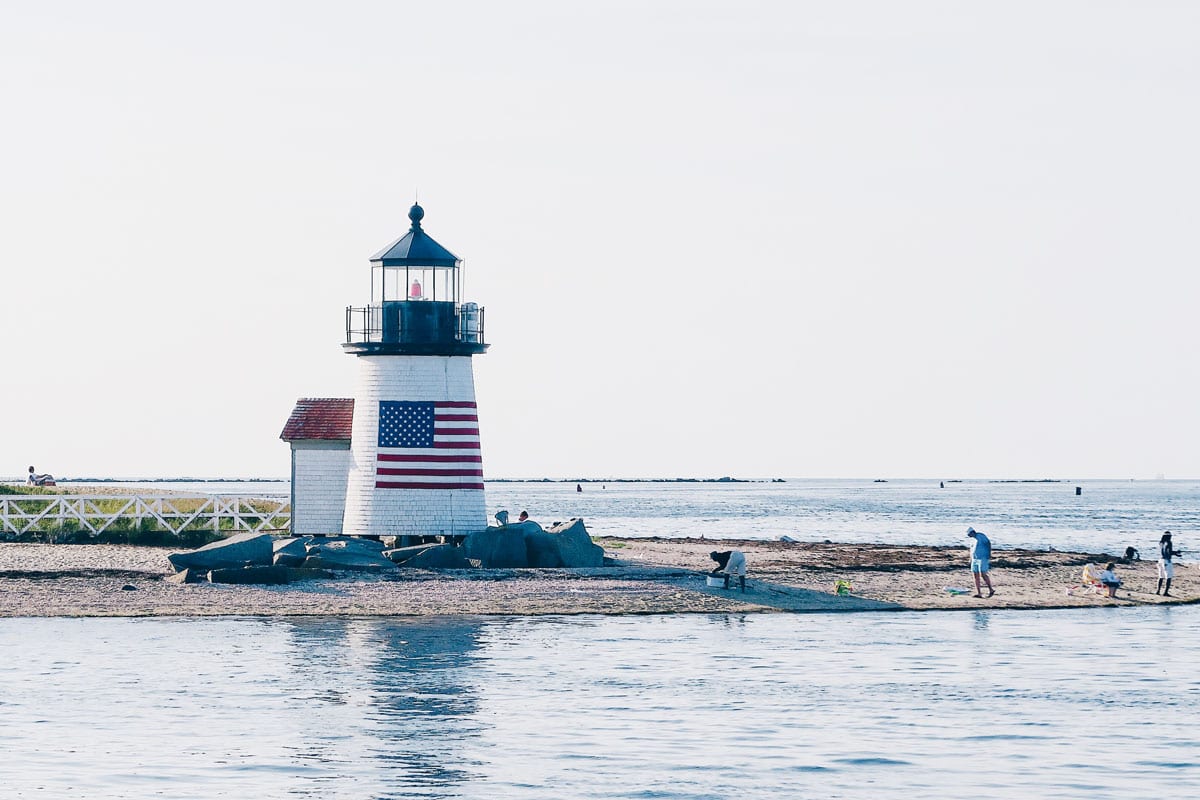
[5,1,1198,480]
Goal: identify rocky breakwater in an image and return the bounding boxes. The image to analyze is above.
[464,519,604,568]
[165,519,605,584]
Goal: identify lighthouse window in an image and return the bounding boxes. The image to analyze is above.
[369,266,458,303]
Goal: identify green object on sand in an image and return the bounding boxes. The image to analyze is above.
[944,587,971,595]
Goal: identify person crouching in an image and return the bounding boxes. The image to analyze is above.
[709,550,746,592]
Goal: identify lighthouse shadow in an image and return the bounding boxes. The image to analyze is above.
[693,576,904,613]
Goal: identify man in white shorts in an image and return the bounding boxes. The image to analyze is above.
[1157,531,1182,597]
[967,527,995,598]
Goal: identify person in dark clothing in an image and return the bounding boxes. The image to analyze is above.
[709,550,746,591]
[1157,532,1183,596]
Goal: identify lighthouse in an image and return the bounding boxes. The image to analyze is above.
[340,203,488,538]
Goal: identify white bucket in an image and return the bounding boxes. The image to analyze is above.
[706,576,726,588]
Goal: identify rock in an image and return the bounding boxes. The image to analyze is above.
[284,567,334,582]
[522,523,563,567]
[462,521,602,569]
[120,584,138,591]
[300,551,398,572]
[168,531,274,573]
[404,543,471,569]
[207,565,291,585]
[305,537,387,556]
[273,536,314,567]
[463,526,529,568]
[273,552,307,568]
[382,544,437,564]
[165,568,204,584]
[296,537,395,571]
[542,519,604,568]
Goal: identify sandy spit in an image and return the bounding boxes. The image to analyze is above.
[0,538,1193,618]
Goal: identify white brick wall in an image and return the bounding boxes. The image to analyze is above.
[342,355,486,536]
[290,441,352,535]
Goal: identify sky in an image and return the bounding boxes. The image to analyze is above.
[2,0,1199,480]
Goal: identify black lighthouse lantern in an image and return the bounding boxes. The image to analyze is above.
[345,203,487,355]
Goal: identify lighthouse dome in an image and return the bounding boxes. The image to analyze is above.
[369,204,460,267]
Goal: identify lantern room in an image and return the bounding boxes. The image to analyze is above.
[370,203,461,304]
[345,203,487,356]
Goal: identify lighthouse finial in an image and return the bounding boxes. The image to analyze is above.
[409,200,424,229]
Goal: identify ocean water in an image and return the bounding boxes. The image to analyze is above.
[20,478,1200,555]
[3,480,1199,797]
[2,610,1198,799]
[487,478,1198,556]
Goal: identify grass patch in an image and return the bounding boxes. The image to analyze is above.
[2,494,289,544]
[0,485,62,496]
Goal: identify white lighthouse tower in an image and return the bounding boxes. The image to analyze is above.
[341,203,488,538]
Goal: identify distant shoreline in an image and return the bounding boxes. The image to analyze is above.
[14,476,1171,485]
[2,476,786,486]
[488,477,787,484]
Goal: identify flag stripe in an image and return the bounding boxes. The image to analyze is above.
[377,467,484,477]
[378,453,483,463]
[376,481,485,490]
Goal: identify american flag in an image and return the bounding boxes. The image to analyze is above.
[375,400,483,490]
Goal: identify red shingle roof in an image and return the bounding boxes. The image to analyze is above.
[280,398,354,441]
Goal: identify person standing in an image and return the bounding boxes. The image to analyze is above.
[966,527,995,598]
[1157,531,1182,597]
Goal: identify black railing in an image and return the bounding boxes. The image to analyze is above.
[345,301,485,347]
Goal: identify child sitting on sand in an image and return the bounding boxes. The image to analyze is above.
[1097,562,1122,598]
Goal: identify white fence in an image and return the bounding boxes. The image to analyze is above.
[0,495,290,538]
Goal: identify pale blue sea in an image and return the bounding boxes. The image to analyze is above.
[2,479,1198,798]
[2,611,1198,798]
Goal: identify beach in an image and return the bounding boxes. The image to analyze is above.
[0,538,1189,617]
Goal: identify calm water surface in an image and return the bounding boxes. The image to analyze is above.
[3,610,1198,799]
[486,478,1200,554]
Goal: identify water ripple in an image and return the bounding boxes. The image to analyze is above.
[1,609,1199,798]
